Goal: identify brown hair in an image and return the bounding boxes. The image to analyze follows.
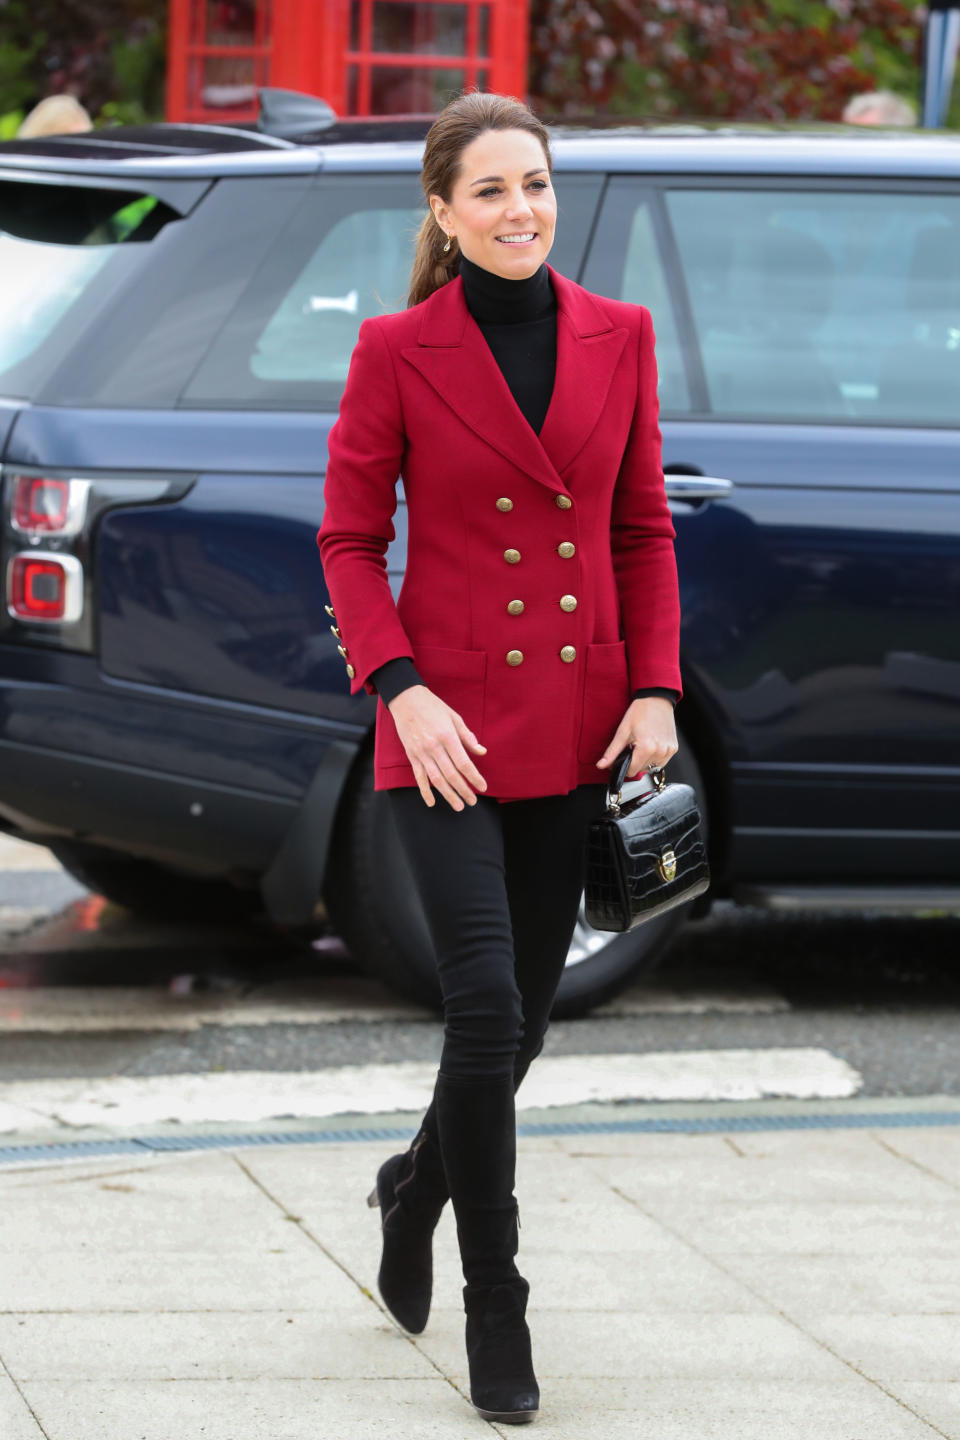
[406,90,553,310]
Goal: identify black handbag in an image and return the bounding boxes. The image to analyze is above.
[584,744,710,932]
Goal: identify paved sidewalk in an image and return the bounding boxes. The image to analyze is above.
[2,1101,960,1439]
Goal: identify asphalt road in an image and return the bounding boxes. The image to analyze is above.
[1,834,959,1120]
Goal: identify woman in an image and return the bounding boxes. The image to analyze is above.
[316,90,681,1425]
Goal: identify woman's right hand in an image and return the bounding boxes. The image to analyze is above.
[387,685,488,810]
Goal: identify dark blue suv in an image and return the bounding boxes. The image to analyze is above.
[1,100,958,1014]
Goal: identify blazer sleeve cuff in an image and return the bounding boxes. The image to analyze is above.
[369,656,426,705]
[632,686,680,706]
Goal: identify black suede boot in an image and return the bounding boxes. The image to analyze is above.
[365,1041,545,1336]
[465,1266,539,1424]
[365,1126,448,1333]
[434,1070,539,1424]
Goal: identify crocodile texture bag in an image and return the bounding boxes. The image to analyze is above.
[584,745,710,932]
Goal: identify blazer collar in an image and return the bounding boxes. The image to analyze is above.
[400,263,629,495]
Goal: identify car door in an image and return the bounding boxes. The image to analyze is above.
[583,175,960,884]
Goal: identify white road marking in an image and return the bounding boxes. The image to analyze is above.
[0,1049,861,1136]
[592,981,789,1016]
[0,984,435,1029]
[0,970,789,1032]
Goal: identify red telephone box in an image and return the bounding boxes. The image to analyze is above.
[166,0,529,126]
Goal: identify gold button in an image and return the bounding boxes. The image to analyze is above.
[559,594,577,612]
[555,494,572,509]
[560,645,576,662]
[558,541,576,558]
[496,497,514,512]
[506,649,524,666]
[324,603,336,618]
[345,663,355,678]
[507,599,525,615]
[504,548,521,564]
[337,644,348,658]
[329,623,342,638]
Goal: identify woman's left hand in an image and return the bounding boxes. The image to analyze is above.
[595,696,678,779]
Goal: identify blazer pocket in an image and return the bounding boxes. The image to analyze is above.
[577,640,631,763]
[375,645,488,768]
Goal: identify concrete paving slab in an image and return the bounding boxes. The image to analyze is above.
[497,1247,770,1314]
[0,1157,318,1254]
[0,1374,45,1440]
[579,1138,956,1205]
[0,1310,440,1381]
[19,1378,478,1440]
[893,1383,960,1435]
[0,1245,362,1312]
[4,1106,960,1439]
[1,1154,165,1190]
[803,1314,960,1383]
[877,1130,960,1189]
[718,1251,960,1318]
[553,1132,737,1158]
[634,1197,960,1255]
[498,1377,944,1439]
[417,1309,856,1383]
[249,1135,626,1209]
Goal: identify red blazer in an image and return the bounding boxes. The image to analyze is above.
[316,262,682,800]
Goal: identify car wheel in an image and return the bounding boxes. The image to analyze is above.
[47,840,263,922]
[325,732,710,1016]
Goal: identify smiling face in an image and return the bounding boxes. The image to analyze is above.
[429,127,557,279]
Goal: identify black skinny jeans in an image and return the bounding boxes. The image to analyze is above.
[387,782,609,1092]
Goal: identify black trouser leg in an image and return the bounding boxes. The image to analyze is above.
[386,783,606,1419]
[400,782,609,1162]
[502,783,610,1068]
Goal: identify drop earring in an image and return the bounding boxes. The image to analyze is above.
[443,233,452,253]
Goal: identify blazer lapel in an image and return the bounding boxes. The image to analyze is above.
[399,263,629,496]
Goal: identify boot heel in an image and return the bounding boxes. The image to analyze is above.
[366,1185,379,1208]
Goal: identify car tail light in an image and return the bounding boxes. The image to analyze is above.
[10,476,90,537]
[6,552,83,623]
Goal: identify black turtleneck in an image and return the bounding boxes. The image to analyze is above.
[368,255,679,711]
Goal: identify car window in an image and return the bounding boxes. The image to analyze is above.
[181,176,425,409]
[0,181,177,400]
[580,185,691,414]
[621,203,689,412]
[665,187,960,425]
[181,171,605,411]
[253,206,419,383]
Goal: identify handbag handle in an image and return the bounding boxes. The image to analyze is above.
[607,744,666,813]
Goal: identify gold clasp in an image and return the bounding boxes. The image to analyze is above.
[657,848,677,882]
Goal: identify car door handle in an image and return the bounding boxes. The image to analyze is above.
[664,475,734,503]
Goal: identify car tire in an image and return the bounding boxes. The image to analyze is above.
[46,840,263,922]
[324,730,710,1017]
